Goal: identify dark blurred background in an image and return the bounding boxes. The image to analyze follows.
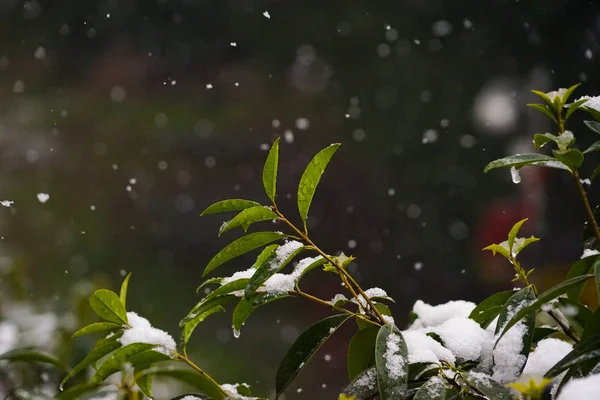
[1,0,600,397]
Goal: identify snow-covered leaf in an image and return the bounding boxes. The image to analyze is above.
[200,199,261,216]
[203,231,285,276]
[375,324,408,400]
[297,143,340,228]
[463,372,512,400]
[275,314,350,398]
[244,245,308,297]
[89,289,129,325]
[262,138,279,203]
[339,367,378,400]
[498,275,594,341]
[413,376,450,400]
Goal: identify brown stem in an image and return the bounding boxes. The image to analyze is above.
[547,309,580,343]
[176,354,228,396]
[290,289,379,326]
[573,171,600,242]
[274,208,387,325]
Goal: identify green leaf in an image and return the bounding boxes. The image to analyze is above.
[92,343,155,383]
[463,372,512,400]
[89,289,129,325]
[340,367,378,400]
[138,368,225,399]
[60,338,122,388]
[592,164,600,181]
[413,377,449,400]
[484,153,570,173]
[469,290,514,328]
[348,327,378,381]
[533,132,575,151]
[297,143,341,228]
[557,298,592,337]
[582,309,600,342]
[375,324,408,400]
[583,106,600,122]
[0,348,67,370]
[275,314,350,398]
[566,255,599,301]
[585,120,600,135]
[494,286,536,371]
[180,295,234,326]
[595,260,600,304]
[531,91,555,107]
[562,83,581,105]
[136,374,154,399]
[533,133,558,149]
[120,272,131,308]
[566,98,590,120]
[546,349,600,378]
[56,383,106,400]
[251,244,279,268]
[513,236,540,255]
[196,277,224,294]
[200,199,261,216]
[262,138,280,203]
[204,279,250,301]
[231,292,288,337]
[527,103,557,122]
[532,327,559,344]
[508,218,528,251]
[357,303,392,330]
[72,322,121,338]
[553,148,584,169]
[244,246,308,298]
[181,306,226,351]
[482,243,510,259]
[127,349,171,369]
[498,275,594,341]
[219,206,278,236]
[584,141,600,154]
[203,231,285,276]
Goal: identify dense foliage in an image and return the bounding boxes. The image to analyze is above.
[3,84,600,399]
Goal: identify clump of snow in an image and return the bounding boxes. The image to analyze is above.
[521,338,572,377]
[401,330,455,365]
[221,269,256,285]
[220,256,323,295]
[546,88,568,101]
[0,200,13,208]
[180,396,203,400]
[580,249,600,259]
[329,293,348,305]
[221,383,253,399]
[0,321,18,354]
[37,193,50,204]
[271,241,304,270]
[383,333,405,380]
[119,312,176,356]
[382,315,395,324]
[575,95,600,111]
[556,373,600,399]
[410,300,476,329]
[354,367,377,390]
[420,376,447,397]
[492,305,530,383]
[431,317,487,361]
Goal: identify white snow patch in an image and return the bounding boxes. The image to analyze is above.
[0,200,13,208]
[402,330,455,365]
[119,312,176,356]
[410,300,476,328]
[580,248,600,259]
[329,293,348,305]
[383,333,405,380]
[37,193,50,203]
[521,338,572,377]
[492,304,530,383]
[431,317,487,361]
[576,95,600,111]
[221,269,256,285]
[556,373,600,399]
